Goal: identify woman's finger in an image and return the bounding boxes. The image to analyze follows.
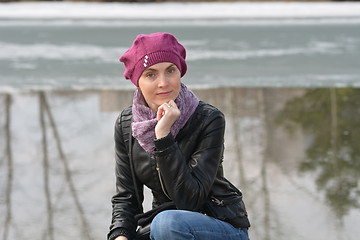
[156,106,165,120]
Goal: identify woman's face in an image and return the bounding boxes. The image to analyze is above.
[138,62,181,111]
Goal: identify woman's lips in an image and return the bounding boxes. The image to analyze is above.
[156,91,172,96]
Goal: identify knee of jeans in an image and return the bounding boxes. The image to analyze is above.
[240,228,249,240]
[150,210,182,238]
[151,210,173,231]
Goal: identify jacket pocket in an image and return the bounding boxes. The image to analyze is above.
[204,194,250,228]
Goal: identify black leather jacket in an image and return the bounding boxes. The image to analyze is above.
[108,101,250,239]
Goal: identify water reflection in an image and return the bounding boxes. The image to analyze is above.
[0,88,359,240]
[39,92,93,240]
[276,88,360,220]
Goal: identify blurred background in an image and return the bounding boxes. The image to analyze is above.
[0,1,360,240]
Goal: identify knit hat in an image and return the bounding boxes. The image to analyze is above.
[119,32,187,87]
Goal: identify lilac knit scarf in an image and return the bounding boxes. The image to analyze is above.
[131,83,200,153]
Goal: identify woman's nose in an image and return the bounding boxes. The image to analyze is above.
[157,74,169,87]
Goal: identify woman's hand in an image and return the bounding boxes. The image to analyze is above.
[115,236,128,240]
[155,100,181,139]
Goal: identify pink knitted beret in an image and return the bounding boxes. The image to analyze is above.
[119,32,187,87]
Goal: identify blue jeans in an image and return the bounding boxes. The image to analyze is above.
[150,210,249,240]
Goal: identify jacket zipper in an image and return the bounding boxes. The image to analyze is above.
[156,163,172,200]
[211,195,240,206]
[211,196,224,206]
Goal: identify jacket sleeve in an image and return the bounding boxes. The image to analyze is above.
[154,107,225,211]
[108,110,142,240]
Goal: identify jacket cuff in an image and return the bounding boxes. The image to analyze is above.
[108,228,130,240]
[154,133,175,151]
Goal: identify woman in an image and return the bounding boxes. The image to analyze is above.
[108,32,250,240]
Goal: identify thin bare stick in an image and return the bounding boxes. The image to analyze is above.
[39,92,54,240]
[257,89,271,240]
[3,94,13,240]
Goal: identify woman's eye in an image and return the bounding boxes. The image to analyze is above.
[167,68,175,74]
[146,73,155,78]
